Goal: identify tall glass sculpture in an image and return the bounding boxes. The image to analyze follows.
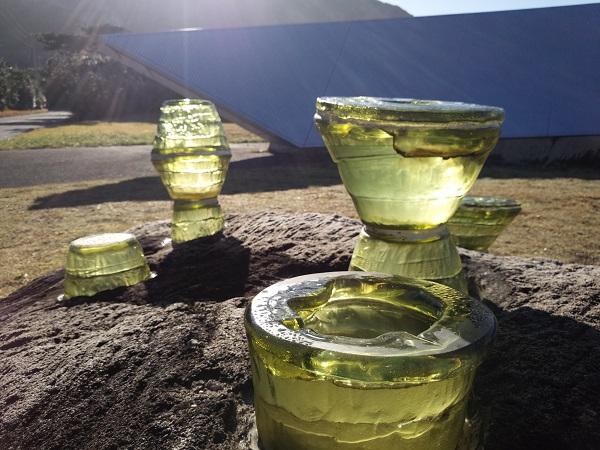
[245,272,496,450]
[315,97,504,290]
[152,99,231,243]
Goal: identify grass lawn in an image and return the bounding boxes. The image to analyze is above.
[0,156,598,298]
[0,122,264,150]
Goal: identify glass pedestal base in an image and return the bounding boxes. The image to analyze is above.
[349,225,467,293]
[171,198,224,243]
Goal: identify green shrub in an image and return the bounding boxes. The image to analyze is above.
[39,26,178,120]
[44,51,174,120]
[0,59,46,110]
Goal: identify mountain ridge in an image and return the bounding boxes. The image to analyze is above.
[0,0,409,66]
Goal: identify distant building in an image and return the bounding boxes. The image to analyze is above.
[101,4,600,162]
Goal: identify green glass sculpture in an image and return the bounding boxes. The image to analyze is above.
[152,99,232,243]
[315,97,504,290]
[245,272,496,450]
[448,196,522,251]
[171,199,225,243]
[64,233,150,298]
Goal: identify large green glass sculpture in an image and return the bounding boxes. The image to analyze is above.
[152,99,232,243]
[448,196,522,251]
[245,272,496,450]
[64,233,150,298]
[315,97,504,290]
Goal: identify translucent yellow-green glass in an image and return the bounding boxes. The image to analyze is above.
[153,99,229,150]
[448,196,522,251]
[152,153,230,200]
[245,272,496,450]
[315,98,503,228]
[350,228,467,293]
[64,233,150,298]
[152,99,231,241]
[314,98,504,286]
[171,199,225,243]
[151,99,231,201]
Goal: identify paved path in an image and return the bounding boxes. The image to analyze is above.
[0,111,72,140]
[0,143,270,188]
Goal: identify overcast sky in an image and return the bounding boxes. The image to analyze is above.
[382,0,598,16]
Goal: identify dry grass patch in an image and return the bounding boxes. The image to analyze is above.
[470,177,599,265]
[222,123,265,143]
[0,121,263,150]
[1,174,598,298]
[0,122,155,149]
[0,109,47,118]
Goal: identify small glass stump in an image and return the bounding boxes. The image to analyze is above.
[63,233,150,299]
[314,97,504,291]
[171,199,225,243]
[152,99,231,243]
[245,272,496,450]
[448,196,522,251]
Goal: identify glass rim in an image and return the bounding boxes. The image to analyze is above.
[68,233,139,254]
[246,271,496,360]
[161,98,216,108]
[461,196,522,210]
[315,96,504,125]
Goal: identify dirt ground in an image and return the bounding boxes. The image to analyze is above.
[0,146,599,298]
[1,213,599,450]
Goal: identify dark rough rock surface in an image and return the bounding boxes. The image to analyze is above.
[1,213,598,450]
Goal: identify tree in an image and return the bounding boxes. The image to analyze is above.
[38,25,176,119]
[36,25,126,53]
[0,59,46,110]
[0,59,15,110]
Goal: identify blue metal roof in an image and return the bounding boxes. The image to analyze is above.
[102,4,600,147]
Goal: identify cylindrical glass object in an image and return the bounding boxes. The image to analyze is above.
[153,98,229,151]
[152,99,231,241]
[246,272,496,450]
[350,226,467,293]
[448,196,522,251]
[152,152,230,200]
[64,233,150,298]
[171,199,224,243]
[314,98,504,287]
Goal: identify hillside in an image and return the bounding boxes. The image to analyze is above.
[0,0,409,67]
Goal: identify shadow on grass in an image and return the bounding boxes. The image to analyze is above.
[30,176,168,209]
[27,145,600,210]
[29,148,341,209]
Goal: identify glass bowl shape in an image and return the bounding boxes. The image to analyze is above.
[314,97,504,228]
[245,271,496,450]
[171,198,225,243]
[448,196,522,251]
[64,233,150,298]
[153,99,229,151]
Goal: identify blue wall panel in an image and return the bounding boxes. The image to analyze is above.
[103,4,600,147]
[104,22,351,145]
